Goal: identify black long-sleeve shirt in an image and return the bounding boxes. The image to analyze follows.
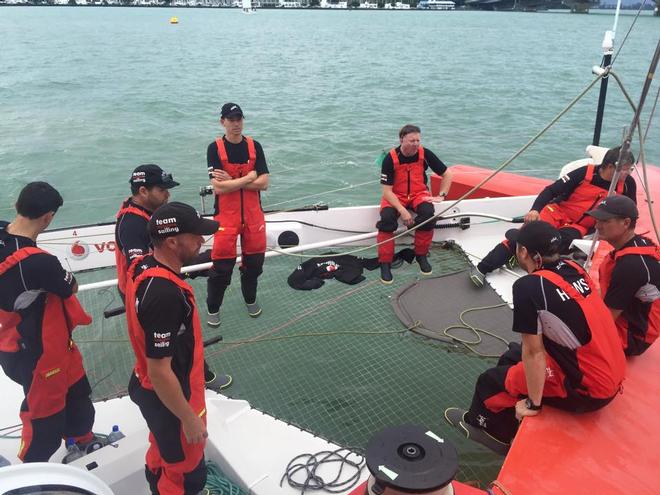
[531,165,636,212]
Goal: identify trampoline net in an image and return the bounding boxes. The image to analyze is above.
[74,243,505,487]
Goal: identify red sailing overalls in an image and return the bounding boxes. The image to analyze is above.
[599,244,660,353]
[539,164,625,237]
[0,247,93,461]
[125,261,207,495]
[485,261,625,415]
[377,147,434,262]
[115,198,152,295]
[211,137,266,261]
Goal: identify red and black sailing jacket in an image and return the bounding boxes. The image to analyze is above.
[555,164,625,233]
[115,198,151,295]
[599,243,660,349]
[0,247,92,418]
[390,147,428,200]
[533,260,626,399]
[124,257,206,420]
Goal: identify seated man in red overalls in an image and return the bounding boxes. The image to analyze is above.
[445,221,625,455]
[376,124,453,284]
[0,182,95,462]
[206,103,269,327]
[587,196,659,356]
[470,146,636,287]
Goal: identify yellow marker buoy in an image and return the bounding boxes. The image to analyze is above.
[170,16,179,24]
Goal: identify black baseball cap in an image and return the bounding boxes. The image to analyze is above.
[149,202,219,239]
[220,102,244,119]
[586,195,639,221]
[130,164,180,189]
[505,221,562,257]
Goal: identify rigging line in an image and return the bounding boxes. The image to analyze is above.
[267,73,605,260]
[610,0,648,68]
[603,69,658,237]
[262,179,379,210]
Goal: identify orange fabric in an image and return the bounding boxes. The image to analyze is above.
[390,146,428,199]
[115,199,152,295]
[600,245,660,349]
[212,137,266,260]
[539,164,625,236]
[533,261,625,399]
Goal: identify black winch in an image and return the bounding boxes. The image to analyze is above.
[365,424,458,494]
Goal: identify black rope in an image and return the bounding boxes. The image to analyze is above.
[280,447,366,494]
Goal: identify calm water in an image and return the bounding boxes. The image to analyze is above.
[0,7,658,227]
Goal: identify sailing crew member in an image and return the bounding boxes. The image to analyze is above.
[126,202,219,495]
[115,164,180,300]
[376,124,453,284]
[445,221,625,455]
[206,103,269,327]
[586,196,660,356]
[0,182,95,462]
[115,165,232,392]
[470,146,637,287]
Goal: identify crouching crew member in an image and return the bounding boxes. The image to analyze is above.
[206,103,269,327]
[116,165,231,392]
[126,202,220,495]
[471,146,636,287]
[587,196,660,356]
[446,221,625,454]
[376,124,453,284]
[0,182,95,462]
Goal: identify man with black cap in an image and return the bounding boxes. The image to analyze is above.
[206,103,269,327]
[126,201,219,495]
[587,195,659,356]
[445,221,625,455]
[470,146,637,287]
[0,182,96,462]
[115,164,180,299]
[115,164,232,392]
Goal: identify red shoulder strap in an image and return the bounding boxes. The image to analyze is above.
[615,245,660,261]
[216,137,228,166]
[0,246,47,277]
[585,164,595,182]
[389,148,400,168]
[417,146,425,163]
[117,199,151,222]
[245,136,256,164]
[132,265,193,296]
[615,178,625,194]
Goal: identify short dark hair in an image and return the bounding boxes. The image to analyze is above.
[602,146,635,168]
[399,124,421,139]
[15,182,63,219]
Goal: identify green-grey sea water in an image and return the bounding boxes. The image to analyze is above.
[1,8,658,227]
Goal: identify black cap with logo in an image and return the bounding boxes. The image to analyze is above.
[130,164,180,189]
[505,221,562,257]
[220,102,244,119]
[586,195,639,221]
[149,202,219,239]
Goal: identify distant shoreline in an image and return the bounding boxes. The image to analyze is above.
[0,3,655,9]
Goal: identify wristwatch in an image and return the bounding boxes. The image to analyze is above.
[439,192,447,198]
[525,398,542,411]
